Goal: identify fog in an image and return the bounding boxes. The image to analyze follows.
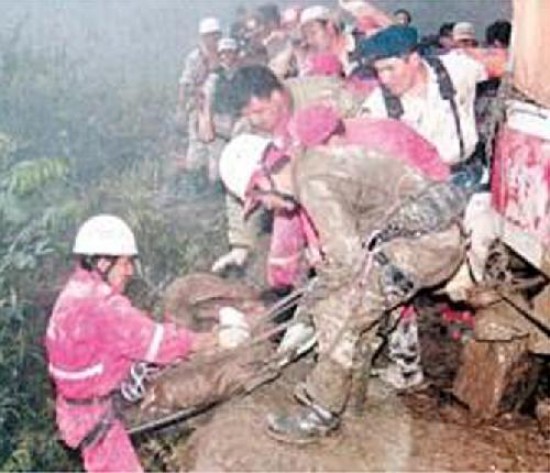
[2,0,511,89]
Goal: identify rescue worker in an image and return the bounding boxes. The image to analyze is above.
[452,21,478,49]
[175,17,221,182]
[45,215,216,472]
[211,64,363,277]
[291,104,450,388]
[238,13,270,66]
[485,20,511,49]
[358,25,493,377]
[449,22,507,79]
[256,3,297,78]
[201,37,241,182]
[219,133,464,443]
[437,22,456,52]
[298,5,357,75]
[358,25,488,178]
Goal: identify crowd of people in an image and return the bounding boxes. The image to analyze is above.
[178,0,510,444]
[46,1,513,471]
[174,1,510,185]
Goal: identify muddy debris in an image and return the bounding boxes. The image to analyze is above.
[125,273,279,433]
[163,273,266,331]
[173,356,549,472]
[453,302,541,418]
[165,303,550,472]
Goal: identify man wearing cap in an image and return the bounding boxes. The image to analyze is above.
[299,5,352,75]
[200,37,241,182]
[358,24,501,383]
[359,24,487,171]
[211,64,363,276]
[218,131,464,443]
[299,2,394,76]
[175,17,221,182]
[455,21,509,80]
[452,21,478,49]
[255,3,297,79]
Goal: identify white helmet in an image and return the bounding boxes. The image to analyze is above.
[199,17,221,35]
[300,5,331,27]
[219,134,272,201]
[73,214,138,256]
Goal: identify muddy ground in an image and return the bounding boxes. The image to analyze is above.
[139,184,549,472]
[138,310,549,472]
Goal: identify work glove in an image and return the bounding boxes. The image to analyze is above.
[218,306,251,349]
[211,247,249,274]
[277,321,317,362]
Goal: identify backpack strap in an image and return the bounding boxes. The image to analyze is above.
[381,85,404,119]
[424,55,466,160]
[381,55,466,160]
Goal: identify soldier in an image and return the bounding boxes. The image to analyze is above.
[358,25,487,172]
[175,17,221,182]
[211,64,363,277]
[201,37,242,182]
[219,133,464,443]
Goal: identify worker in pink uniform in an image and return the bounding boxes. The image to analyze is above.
[45,214,216,472]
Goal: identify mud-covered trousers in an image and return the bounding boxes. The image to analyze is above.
[303,224,463,414]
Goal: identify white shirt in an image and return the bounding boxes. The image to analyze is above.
[362,52,487,165]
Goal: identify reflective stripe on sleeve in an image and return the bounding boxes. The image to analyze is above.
[268,252,301,267]
[49,362,104,381]
[144,323,164,362]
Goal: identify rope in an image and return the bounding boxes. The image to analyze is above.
[126,284,317,434]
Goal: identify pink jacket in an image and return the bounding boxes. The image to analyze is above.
[268,209,321,288]
[343,117,450,181]
[45,268,194,447]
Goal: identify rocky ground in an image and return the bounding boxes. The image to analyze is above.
[174,328,548,472]
[135,182,549,472]
[136,310,549,472]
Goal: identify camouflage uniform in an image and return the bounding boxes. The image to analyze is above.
[294,146,464,413]
[178,47,217,173]
[285,75,362,118]
[224,76,363,266]
[201,67,237,182]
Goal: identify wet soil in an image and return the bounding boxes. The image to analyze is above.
[143,186,549,472]
[169,309,549,472]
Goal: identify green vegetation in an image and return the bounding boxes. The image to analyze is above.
[0,18,225,471]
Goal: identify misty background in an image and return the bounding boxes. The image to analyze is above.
[0,3,513,469]
[2,0,512,93]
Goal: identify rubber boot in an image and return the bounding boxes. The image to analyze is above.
[266,404,339,445]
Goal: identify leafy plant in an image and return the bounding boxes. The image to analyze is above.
[0,14,227,470]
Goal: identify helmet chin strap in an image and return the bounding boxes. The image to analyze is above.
[94,256,117,283]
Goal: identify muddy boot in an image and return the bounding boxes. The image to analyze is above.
[266,404,339,445]
[377,363,425,391]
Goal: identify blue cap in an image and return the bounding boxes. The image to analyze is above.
[358,25,418,62]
